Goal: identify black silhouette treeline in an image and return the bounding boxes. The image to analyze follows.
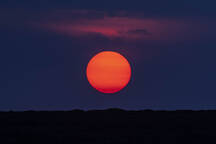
[1,108,216,144]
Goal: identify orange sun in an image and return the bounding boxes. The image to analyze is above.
[86,51,131,93]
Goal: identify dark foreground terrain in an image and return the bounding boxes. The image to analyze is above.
[1,109,216,144]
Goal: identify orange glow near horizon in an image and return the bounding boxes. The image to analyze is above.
[86,51,131,94]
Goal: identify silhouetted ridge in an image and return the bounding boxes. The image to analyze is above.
[1,110,216,144]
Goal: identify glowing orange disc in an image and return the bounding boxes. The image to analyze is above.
[86,51,131,93]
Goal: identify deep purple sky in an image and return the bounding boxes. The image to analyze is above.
[0,0,216,110]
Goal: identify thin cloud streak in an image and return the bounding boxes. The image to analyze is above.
[35,10,214,42]
[41,17,184,40]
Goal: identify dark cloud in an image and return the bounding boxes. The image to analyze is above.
[126,29,152,36]
[36,11,215,43]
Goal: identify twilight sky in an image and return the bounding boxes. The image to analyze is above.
[1,0,216,110]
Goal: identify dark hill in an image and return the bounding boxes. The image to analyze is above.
[1,109,216,144]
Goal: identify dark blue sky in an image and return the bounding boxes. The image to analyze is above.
[1,0,216,110]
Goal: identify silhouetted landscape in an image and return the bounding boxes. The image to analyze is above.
[1,109,216,144]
